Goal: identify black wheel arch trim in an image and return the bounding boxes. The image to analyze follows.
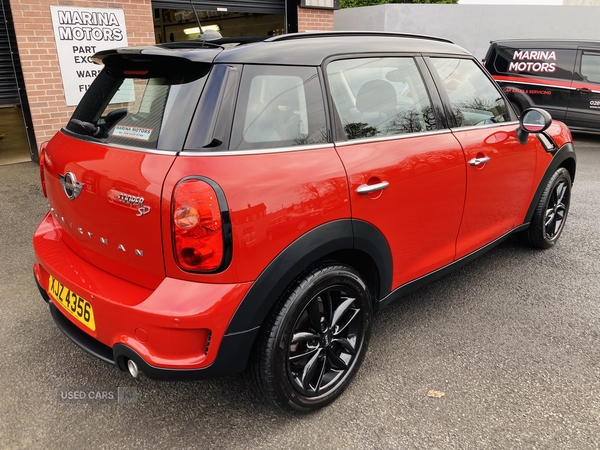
[524,142,576,225]
[225,219,392,335]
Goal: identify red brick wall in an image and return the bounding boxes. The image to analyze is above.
[10,0,156,152]
[297,7,334,32]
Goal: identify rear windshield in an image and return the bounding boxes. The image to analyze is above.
[65,62,210,150]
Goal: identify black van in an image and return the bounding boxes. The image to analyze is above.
[485,39,600,133]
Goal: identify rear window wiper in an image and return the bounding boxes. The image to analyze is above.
[70,119,103,138]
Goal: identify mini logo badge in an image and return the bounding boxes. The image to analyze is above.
[59,172,84,200]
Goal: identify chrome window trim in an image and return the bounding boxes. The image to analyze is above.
[178,143,335,157]
[60,129,179,156]
[62,122,522,155]
[449,121,519,133]
[334,129,451,147]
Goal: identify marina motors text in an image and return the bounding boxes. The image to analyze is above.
[509,50,557,73]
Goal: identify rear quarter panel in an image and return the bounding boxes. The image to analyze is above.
[162,147,351,283]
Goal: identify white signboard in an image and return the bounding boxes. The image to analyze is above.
[50,6,128,106]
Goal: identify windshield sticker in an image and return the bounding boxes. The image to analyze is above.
[112,125,152,141]
[509,50,556,73]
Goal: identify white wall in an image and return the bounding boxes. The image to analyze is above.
[564,0,600,4]
[335,4,600,60]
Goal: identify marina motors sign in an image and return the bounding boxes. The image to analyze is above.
[50,6,128,106]
[508,50,557,73]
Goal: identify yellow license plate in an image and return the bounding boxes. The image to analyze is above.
[48,276,96,331]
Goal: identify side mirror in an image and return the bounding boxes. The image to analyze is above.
[517,108,552,144]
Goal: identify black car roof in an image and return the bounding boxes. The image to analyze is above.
[217,33,468,65]
[94,32,470,67]
[490,39,600,49]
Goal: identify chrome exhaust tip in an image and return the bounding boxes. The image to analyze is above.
[127,359,140,378]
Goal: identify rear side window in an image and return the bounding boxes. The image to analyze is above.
[229,65,327,150]
[326,57,436,140]
[430,58,509,128]
[492,46,576,81]
[65,62,209,150]
[581,51,600,84]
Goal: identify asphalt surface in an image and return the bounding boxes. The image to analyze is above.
[1,135,599,449]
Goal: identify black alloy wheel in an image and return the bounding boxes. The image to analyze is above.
[521,167,572,249]
[543,176,569,241]
[251,263,372,412]
[287,282,365,397]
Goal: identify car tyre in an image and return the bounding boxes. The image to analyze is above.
[251,263,372,412]
[519,167,571,249]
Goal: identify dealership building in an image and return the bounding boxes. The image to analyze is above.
[0,0,335,163]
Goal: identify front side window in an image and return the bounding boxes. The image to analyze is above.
[326,57,436,140]
[65,62,209,150]
[431,58,509,128]
[229,65,327,150]
[581,52,600,84]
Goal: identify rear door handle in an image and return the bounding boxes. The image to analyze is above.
[356,181,389,195]
[468,156,491,167]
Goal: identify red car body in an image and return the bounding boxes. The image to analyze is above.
[33,32,576,410]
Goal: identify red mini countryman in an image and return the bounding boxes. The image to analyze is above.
[33,32,576,412]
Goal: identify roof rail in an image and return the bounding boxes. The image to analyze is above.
[160,36,267,50]
[266,31,453,44]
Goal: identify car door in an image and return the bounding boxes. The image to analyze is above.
[427,57,537,259]
[326,56,467,288]
[566,48,600,131]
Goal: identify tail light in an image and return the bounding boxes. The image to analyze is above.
[39,141,48,198]
[172,177,230,272]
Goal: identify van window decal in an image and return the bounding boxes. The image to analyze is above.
[513,51,556,61]
[509,50,557,73]
[503,87,551,96]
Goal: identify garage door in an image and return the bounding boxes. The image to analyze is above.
[152,0,285,15]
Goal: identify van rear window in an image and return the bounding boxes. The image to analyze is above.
[65,64,209,150]
[493,47,576,80]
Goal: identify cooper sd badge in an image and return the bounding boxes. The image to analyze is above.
[115,192,151,216]
[58,172,84,200]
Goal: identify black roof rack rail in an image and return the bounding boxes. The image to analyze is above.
[490,38,600,44]
[160,40,222,49]
[160,36,267,50]
[266,31,453,44]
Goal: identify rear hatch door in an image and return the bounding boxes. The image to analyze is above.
[42,48,217,289]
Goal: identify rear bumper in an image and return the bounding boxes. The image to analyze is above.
[34,212,255,379]
[42,289,259,380]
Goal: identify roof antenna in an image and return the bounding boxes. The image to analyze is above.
[190,0,222,42]
[189,0,203,36]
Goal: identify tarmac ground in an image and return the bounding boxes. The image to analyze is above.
[1,134,599,449]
